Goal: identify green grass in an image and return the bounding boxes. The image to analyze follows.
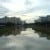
[0,26,15,36]
[33,25,50,33]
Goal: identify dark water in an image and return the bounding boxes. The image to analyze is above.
[0,27,50,50]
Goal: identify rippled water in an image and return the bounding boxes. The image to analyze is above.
[0,28,50,50]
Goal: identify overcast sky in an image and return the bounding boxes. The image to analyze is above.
[0,0,50,23]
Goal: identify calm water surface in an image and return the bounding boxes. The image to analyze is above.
[0,28,50,50]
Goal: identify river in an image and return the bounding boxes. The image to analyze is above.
[0,28,50,50]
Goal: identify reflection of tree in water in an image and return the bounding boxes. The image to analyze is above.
[0,26,26,36]
[1,24,50,40]
[32,28,50,40]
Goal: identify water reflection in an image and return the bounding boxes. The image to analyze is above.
[0,26,50,40]
[0,35,50,50]
[0,26,50,50]
[32,28,50,40]
[0,26,26,36]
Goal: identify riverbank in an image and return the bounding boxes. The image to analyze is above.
[32,24,50,33]
[0,26,22,36]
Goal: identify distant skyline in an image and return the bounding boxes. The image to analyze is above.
[0,0,50,23]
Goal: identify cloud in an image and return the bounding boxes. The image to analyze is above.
[0,5,9,17]
[0,0,25,12]
[0,0,10,3]
[0,0,50,22]
[25,0,32,6]
[0,0,50,15]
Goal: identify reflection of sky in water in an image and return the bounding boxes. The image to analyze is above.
[0,28,50,50]
[21,28,39,38]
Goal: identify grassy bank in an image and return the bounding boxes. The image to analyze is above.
[0,26,21,36]
[33,24,50,33]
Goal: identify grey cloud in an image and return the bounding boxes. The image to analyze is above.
[40,0,50,3]
[0,0,10,3]
[0,5,9,17]
[21,0,50,14]
[16,5,50,15]
[25,0,32,5]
